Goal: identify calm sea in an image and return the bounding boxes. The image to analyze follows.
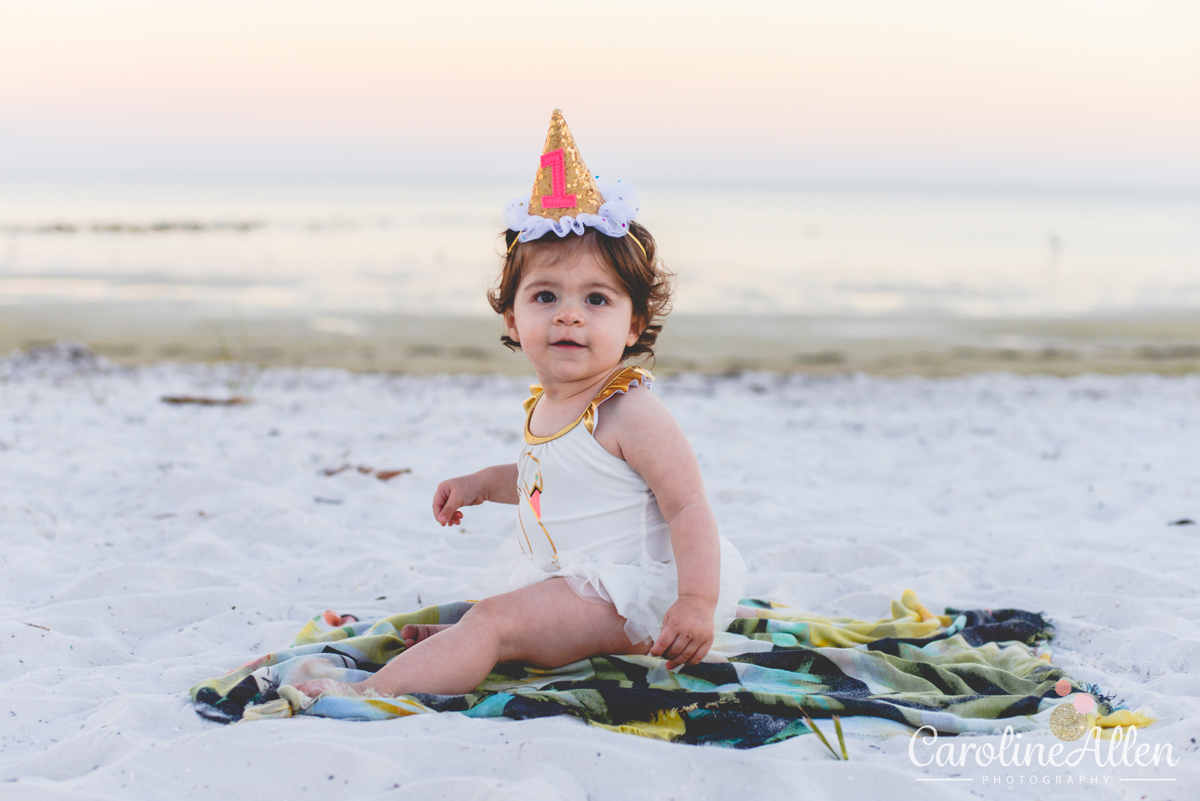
[1,178,1197,320]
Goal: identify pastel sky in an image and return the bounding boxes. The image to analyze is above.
[1,1,1197,188]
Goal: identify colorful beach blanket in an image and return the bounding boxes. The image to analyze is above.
[190,590,1145,749]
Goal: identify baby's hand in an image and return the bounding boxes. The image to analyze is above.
[431,472,487,527]
[650,594,717,670]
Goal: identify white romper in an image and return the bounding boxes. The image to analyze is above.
[494,364,747,645]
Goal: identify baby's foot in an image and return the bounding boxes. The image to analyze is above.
[400,623,453,648]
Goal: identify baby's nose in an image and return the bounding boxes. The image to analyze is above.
[554,300,585,324]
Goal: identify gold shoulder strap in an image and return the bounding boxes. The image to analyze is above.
[582,365,653,435]
[523,365,653,444]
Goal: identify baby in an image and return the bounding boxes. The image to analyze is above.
[296,110,745,701]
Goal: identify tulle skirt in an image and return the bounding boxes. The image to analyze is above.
[481,535,747,647]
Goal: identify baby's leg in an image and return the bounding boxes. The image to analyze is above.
[294,578,648,698]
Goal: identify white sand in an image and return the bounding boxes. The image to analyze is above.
[1,344,1197,800]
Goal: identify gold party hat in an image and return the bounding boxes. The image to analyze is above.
[527,109,605,221]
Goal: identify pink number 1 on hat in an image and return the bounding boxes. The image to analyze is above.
[539,148,577,209]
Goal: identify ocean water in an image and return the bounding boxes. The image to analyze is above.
[1,178,1197,320]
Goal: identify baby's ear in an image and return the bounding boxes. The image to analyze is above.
[627,315,646,347]
[503,308,520,343]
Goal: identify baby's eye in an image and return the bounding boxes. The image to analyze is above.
[586,293,608,306]
[534,290,556,303]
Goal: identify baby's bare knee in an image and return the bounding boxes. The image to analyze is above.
[465,594,553,662]
[460,596,512,637]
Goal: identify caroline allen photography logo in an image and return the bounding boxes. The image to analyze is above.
[908,680,1179,786]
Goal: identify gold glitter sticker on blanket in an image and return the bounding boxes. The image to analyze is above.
[1049,703,1088,741]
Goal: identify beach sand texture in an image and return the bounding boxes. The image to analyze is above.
[1,345,1197,799]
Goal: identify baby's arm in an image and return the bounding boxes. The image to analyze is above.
[605,389,721,669]
[432,463,518,526]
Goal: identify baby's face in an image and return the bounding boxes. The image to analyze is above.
[504,244,641,387]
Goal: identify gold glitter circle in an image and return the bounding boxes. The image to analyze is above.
[1049,703,1088,741]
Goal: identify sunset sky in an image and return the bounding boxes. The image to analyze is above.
[1,1,1197,188]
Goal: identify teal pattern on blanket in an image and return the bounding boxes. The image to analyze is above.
[189,590,1140,749]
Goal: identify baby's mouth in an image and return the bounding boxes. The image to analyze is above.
[552,340,584,348]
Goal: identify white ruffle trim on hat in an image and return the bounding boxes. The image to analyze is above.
[504,179,640,242]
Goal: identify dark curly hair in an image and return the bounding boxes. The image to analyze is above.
[487,221,673,362]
